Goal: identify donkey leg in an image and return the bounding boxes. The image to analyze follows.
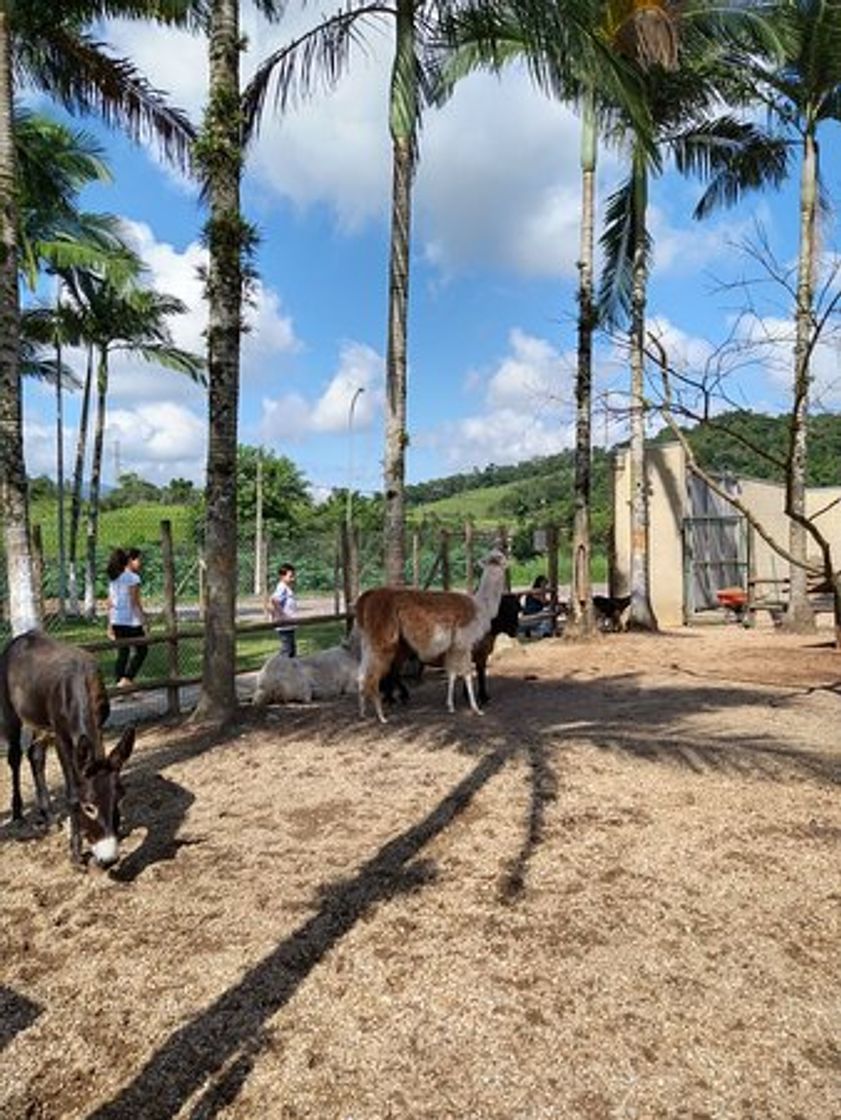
[27,734,51,828]
[54,738,84,866]
[8,719,24,821]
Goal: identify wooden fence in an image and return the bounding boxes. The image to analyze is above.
[69,518,564,719]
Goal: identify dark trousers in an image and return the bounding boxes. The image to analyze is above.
[113,625,148,681]
[276,628,297,657]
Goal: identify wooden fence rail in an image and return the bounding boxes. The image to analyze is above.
[68,515,564,719]
[86,610,352,715]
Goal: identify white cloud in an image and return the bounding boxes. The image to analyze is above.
[733,312,841,406]
[646,316,716,374]
[419,329,576,471]
[419,71,588,278]
[259,340,384,442]
[96,219,298,415]
[107,402,205,473]
[486,328,569,410]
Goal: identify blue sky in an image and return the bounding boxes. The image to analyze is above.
[22,9,841,499]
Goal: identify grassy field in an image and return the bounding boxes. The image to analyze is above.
[40,616,347,685]
[408,481,524,526]
[30,500,199,555]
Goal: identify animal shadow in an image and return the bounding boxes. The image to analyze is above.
[111,772,199,883]
[0,986,42,1052]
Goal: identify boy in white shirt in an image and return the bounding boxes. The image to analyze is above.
[269,563,298,657]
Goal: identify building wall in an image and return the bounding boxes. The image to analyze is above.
[612,443,841,625]
[612,443,687,627]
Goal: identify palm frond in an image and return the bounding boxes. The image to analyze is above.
[16,25,196,171]
[672,117,791,219]
[597,171,651,327]
[242,4,393,144]
[123,343,207,383]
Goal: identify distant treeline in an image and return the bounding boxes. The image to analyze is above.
[407,410,841,506]
[651,411,841,487]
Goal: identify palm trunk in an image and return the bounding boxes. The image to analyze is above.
[55,328,66,618]
[628,151,657,630]
[68,343,93,615]
[382,0,415,587]
[194,0,242,721]
[568,90,597,637]
[84,345,108,619]
[0,11,38,634]
[783,127,817,632]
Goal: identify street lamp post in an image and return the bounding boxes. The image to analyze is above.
[346,386,365,537]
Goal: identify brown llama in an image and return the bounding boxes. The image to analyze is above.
[355,549,508,722]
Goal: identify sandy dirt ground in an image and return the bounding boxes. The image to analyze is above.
[1,623,840,1120]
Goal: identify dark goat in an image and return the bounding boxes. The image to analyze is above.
[1,631,135,868]
[593,594,631,632]
[380,592,521,706]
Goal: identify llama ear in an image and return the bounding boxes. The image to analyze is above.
[109,727,135,771]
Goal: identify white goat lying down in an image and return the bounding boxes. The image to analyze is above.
[253,639,359,706]
[355,548,508,723]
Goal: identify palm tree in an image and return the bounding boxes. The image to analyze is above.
[721,1,841,630]
[60,270,205,617]
[191,0,282,721]
[0,0,195,634]
[243,0,453,588]
[443,0,666,634]
[16,109,131,616]
[599,59,788,631]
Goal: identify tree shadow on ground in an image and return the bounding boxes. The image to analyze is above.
[86,745,510,1120]
[81,657,841,1118]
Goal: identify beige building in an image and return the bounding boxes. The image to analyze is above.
[612,442,841,627]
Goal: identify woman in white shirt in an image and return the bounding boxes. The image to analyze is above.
[107,548,148,687]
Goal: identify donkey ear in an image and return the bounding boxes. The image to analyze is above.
[109,727,135,771]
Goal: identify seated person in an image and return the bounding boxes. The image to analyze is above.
[520,575,554,638]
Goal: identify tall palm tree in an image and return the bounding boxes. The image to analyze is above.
[60,270,205,617]
[243,0,451,588]
[191,0,281,722]
[16,109,129,616]
[443,0,662,635]
[0,0,195,635]
[721,0,841,630]
[599,59,788,630]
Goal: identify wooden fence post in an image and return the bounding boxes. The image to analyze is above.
[440,529,451,590]
[464,520,474,593]
[412,531,420,588]
[333,545,341,615]
[197,550,205,621]
[31,524,45,622]
[160,520,180,717]
[498,524,512,591]
[547,524,559,627]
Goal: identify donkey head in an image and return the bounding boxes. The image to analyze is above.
[75,727,135,868]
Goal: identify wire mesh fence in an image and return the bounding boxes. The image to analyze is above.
[0,511,524,707]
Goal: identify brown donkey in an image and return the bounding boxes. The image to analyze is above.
[1,631,135,868]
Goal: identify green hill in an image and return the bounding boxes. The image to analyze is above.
[30,500,199,555]
[652,411,841,486]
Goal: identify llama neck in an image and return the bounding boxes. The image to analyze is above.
[474,569,505,623]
